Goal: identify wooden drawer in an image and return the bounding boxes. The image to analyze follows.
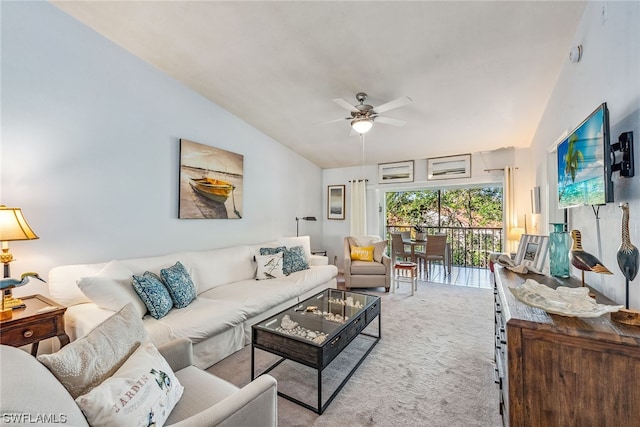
[0,318,57,348]
[365,300,380,324]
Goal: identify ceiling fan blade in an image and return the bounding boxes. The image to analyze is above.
[374,116,407,127]
[372,96,412,114]
[318,117,349,125]
[333,98,359,113]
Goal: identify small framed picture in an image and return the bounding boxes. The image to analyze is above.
[427,154,471,180]
[378,161,414,184]
[514,234,549,272]
[327,185,345,220]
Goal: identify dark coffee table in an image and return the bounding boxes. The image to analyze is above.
[251,288,381,414]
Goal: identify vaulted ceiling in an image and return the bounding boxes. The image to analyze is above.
[52,1,586,168]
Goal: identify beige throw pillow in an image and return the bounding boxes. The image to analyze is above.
[38,303,148,399]
[372,240,388,263]
[76,340,183,427]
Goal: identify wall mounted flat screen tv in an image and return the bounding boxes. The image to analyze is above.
[557,103,613,208]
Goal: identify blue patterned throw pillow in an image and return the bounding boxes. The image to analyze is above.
[132,272,173,319]
[160,261,196,308]
[259,246,286,256]
[283,245,309,275]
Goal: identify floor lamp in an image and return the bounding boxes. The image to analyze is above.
[296,216,317,237]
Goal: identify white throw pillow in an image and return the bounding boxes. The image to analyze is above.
[255,252,285,280]
[354,235,382,248]
[76,340,183,427]
[38,303,148,399]
[77,260,147,318]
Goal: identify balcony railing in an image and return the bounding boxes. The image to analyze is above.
[386,225,503,269]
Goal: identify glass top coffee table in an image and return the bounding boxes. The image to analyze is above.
[251,288,381,414]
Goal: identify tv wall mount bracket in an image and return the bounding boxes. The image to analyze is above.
[611,131,634,178]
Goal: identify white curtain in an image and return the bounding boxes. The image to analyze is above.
[350,180,367,236]
[504,166,519,252]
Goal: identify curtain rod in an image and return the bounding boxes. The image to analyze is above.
[348,179,369,182]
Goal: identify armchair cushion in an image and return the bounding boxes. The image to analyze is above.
[350,260,387,275]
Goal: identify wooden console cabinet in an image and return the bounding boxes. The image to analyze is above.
[494,266,640,426]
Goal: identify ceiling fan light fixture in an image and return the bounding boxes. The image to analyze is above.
[351,118,373,134]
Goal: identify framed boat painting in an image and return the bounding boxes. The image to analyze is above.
[327,185,345,220]
[179,139,243,219]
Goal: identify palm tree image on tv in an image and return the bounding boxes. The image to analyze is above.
[557,107,607,208]
[558,133,584,201]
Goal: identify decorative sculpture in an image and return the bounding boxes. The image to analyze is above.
[0,272,45,320]
[570,230,612,288]
[617,203,639,309]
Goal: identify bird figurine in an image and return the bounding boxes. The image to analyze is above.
[617,203,639,309]
[0,272,46,311]
[570,229,613,288]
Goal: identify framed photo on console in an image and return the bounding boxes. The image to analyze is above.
[514,234,549,272]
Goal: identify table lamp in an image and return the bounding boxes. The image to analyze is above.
[0,206,39,319]
[508,227,525,255]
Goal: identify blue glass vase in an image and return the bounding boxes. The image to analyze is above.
[549,223,570,278]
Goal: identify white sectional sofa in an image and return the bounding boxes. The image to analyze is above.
[48,237,337,368]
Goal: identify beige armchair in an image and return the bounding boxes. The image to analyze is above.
[344,236,391,292]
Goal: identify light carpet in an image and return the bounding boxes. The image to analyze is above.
[208,281,502,426]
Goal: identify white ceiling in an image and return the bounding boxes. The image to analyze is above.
[52,1,586,169]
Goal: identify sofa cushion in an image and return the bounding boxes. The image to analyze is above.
[38,303,147,399]
[133,272,173,319]
[351,245,374,262]
[146,298,247,344]
[187,246,256,294]
[350,260,386,275]
[76,340,183,427]
[282,245,309,275]
[77,260,147,318]
[202,264,338,320]
[255,252,285,280]
[161,261,197,308]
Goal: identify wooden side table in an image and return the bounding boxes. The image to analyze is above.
[0,294,69,356]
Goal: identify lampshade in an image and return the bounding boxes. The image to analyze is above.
[508,227,525,242]
[351,118,373,134]
[0,206,38,241]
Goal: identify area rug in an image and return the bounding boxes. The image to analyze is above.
[208,281,502,426]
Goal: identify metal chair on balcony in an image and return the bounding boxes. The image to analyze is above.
[415,234,448,279]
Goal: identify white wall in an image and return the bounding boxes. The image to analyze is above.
[1,2,323,292]
[529,2,640,307]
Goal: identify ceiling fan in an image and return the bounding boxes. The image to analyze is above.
[329,92,412,134]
